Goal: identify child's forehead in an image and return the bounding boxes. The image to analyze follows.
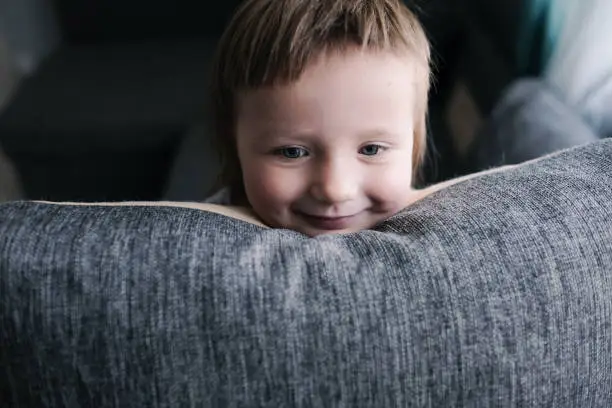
[240,50,418,93]
[250,47,422,89]
[232,49,421,149]
[236,52,418,116]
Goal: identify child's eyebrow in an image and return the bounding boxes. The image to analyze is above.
[357,129,406,140]
[254,128,409,142]
[256,129,318,141]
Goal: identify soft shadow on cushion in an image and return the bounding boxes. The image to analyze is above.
[1,139,612,407]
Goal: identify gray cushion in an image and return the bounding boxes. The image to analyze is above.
[1,139,612,407]
[463,79,600,173]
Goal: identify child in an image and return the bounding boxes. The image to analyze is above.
[206,0,437,236]
[46,0,512,233]
[206,0,517,236]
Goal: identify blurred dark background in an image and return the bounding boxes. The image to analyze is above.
[0,0,528,202]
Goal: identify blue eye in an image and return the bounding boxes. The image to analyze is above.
[277,146,309,159]
[360,144,383,156]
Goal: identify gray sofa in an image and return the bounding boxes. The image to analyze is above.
[2,136,612,407]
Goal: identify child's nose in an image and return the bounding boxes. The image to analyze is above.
[310,159,358,204]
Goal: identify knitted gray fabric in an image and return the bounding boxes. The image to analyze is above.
[463,79,601,173]
[1,139,612,407]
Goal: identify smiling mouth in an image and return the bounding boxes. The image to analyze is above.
[296,212,360,230]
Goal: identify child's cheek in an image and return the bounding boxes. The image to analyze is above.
[244,164,305,210]
[367,161,413,207]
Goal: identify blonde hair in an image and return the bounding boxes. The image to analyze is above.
[210,0,431,204]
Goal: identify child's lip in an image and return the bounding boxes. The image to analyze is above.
[296,211,361,230]
[302,213,357,219]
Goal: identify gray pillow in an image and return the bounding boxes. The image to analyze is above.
[1,139,612,407]
[463,79,600,173]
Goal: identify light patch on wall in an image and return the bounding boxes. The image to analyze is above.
[445,80,484,157]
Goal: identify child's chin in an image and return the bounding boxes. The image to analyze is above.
[268,213,378,236]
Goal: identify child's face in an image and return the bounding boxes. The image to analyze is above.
[235,49,420,236]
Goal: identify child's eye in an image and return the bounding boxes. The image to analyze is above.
[276,146,309,159]
[359,144,384,156]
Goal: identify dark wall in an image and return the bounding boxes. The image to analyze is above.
[51,0,243,43]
